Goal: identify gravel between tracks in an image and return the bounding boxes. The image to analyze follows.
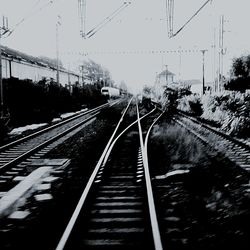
[148,116,250,250]
[1,102,126,250]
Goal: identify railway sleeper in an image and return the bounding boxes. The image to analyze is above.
[82,238,147,248]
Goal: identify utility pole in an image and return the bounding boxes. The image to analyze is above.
[178,46,182,83]
[165,64,168,85]
[67,62,71,88]
[78,0,87,38]
[79,65,84,87]
[218,15,226,92]
[201,49,208,95]
[212,28,216,92]
[0,16,10,119]
[56,15,61,85]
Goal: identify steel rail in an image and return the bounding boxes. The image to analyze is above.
[0,110,103,173]
[136,102,163,250]
[173,117,211,146]
[55,101,157,250]
[55,97,133,250]
[0,102,112,152]
[101,106,156,166]
[178,111,250,151]
[173,116,250,172]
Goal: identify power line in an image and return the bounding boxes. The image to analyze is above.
[85,1,131,38]
[78,1,131,39]
[63,49,205,56]
[85,49,202,55]
[6,0,57,37]
[32,0,42,9]
[166,0,213,38]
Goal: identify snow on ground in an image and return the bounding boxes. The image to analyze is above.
[8,108,89,136]
[51,118,62,123]
[9,123,48,135]
[60,108,88,119]
[60,112,76,119]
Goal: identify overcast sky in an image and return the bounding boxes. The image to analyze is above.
[1,0,250,92]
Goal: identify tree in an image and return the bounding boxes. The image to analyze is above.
[231,56,248,78]
[142,86,152,97]
[119,81,128,92]
[226,55,250,92]
[82,60,113,87]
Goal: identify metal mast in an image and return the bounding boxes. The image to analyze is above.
[0,16,10,119]
[78,0,87,38]
[166,0,212,38]
[201,49,208,95]
[56,16,61,85]
[166,0,174,38]
[218,15,226,92]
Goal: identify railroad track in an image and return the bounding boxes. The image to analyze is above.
[174,112,250,173]
[55,99,164,250]
[0,101,119,191]
[146,110,250,249]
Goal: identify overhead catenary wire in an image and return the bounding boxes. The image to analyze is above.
[86,4,126,37]
[166,0,213,38]
[86,2,131,38]
[69,48,203,56]
[85,1,131,38]
[5,0,58,37]
[172,0,212,37]
[32,0,42,8]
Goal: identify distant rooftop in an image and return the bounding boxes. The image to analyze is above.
[183,79,202,85]
[157,69,175,77]
[1,45,63,71]
[1,45,80,76]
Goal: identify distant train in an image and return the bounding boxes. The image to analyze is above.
[101,87,120,98]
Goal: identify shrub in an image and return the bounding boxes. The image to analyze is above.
[177,90,250,137]
[201,91,250,137]
[177,94,203,116]
[225,77,250,92]
[162,85,192,113]
[3,78,107,128]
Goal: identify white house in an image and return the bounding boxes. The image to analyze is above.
[153,69,175,100]
[157,69,175,86]
[184,79,214,95]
